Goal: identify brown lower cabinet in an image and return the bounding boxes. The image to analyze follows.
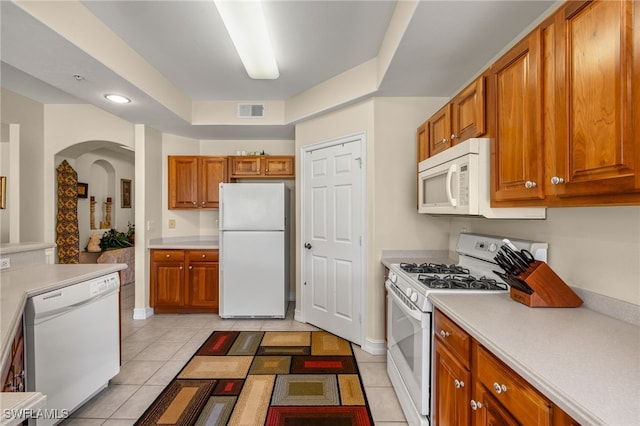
[434,309,580,426]
[150,249,219,313]
[1,317,25,392]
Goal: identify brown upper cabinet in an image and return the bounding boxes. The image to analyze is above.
[491,0,639,207]
[422,76,487,160]
[228,155,295,178]
[428,103,454,156]
[544,0,639,204]
[451,76,486,143]
[491,30,545,203]
[417,121,429,163]
[168,156,227,209]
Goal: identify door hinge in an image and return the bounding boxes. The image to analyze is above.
[355,157,362,168]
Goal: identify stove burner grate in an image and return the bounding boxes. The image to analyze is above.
[400,262,470,275]
[417,274,507,291]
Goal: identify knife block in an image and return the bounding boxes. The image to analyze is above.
[508,261,583,308]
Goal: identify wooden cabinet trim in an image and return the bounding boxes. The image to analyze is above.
[434,310,471,368]
[474,341,552,426]
[228,155,295,178]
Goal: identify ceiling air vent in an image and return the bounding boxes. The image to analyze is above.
[237,103,265,118]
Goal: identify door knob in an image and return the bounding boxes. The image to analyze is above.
[304,243,312,250]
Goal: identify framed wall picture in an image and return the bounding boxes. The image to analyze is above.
[77,182,88,198]
[121,179,132,208]
[0,176,6,209]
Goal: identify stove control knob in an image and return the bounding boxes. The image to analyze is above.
[389,272,397,283]
[405,287,413,298]
[410,292,418,303]
[488,243,498,253]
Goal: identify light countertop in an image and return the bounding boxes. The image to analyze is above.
[0,242,55,255]
[429,293,640,426]
[0,392,48,426]
[147,236,219,249]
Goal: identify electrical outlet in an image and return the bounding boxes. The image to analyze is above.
[168,219,176,229]
[147,220,155,231]
[0,257,11,270]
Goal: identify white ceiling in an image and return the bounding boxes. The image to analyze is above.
[1,0,556,140]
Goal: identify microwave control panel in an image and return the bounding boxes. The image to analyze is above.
[459,164,469,206]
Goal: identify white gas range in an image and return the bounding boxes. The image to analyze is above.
[385,233,548,426]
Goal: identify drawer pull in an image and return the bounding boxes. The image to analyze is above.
[454,379,465,389]
[493,382,507,394]
[470,400,483,410]
[439,330,450,338]
[165,254,171,258]
[202,254,206,258]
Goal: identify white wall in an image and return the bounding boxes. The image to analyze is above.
[0,89,45,242]
[448,207,640,306]
[135,125,163,316]
[1,125,9,243]
[43,104,134,246]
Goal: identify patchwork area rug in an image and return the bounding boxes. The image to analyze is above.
[135,330,374,425]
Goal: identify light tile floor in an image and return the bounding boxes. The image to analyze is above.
[60,283,408,425]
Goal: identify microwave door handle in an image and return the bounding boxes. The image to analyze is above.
[446,164,458,207]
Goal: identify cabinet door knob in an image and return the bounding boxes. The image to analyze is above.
[524,180,537,189]
[304,243,312,250]
[454,379,465,389]
[550,176,565,185]
[189,265,193,270]
[493,382,507,394]
[470,400,483,410]
[439,138,449,145]
[439,330,450,338]
[179,266,183,270]
[451,133,458,140]
[192,201,197,205]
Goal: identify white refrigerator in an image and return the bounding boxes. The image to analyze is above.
[219,183,290,318]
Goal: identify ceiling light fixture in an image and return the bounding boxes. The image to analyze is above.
[214,0,279,79]
[104,94,131,104]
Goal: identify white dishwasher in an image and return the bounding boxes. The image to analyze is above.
[24,272,120,426]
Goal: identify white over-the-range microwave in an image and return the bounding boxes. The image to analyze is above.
[418,138,546,219]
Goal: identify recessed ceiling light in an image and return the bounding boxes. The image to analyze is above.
[105,94,131,104]
[214,0,279,80]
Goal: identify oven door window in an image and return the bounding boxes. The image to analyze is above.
[387,288,431,415]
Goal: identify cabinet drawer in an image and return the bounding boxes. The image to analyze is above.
[187,250,219,262]
[475,344,551,425]
[152,250,185,261]
[434,310,470,368]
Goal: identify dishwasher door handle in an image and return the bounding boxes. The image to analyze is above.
[30,288,118,324]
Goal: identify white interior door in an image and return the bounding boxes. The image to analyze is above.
[302,136,363,344]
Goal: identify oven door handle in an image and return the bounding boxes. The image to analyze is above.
[446,163,457,207]
[385,281,424,323]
